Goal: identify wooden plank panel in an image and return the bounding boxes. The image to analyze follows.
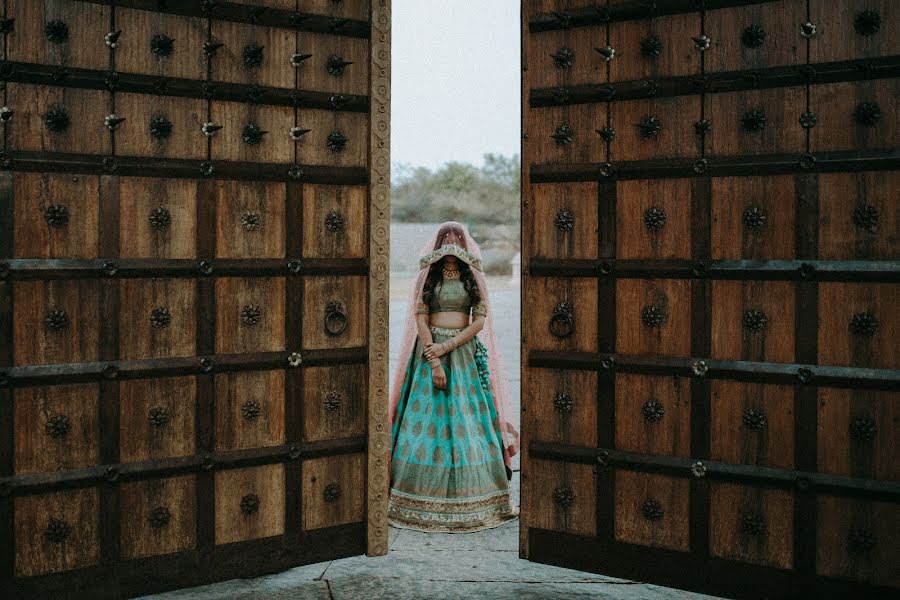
[816,496,898,586]
[214,180,287,259]
[818,171,899,261]
[13,384,100,475]
[118,278,197,360]
[235,0,295,9]
[296,31,370,96]
[609,13,700,83]
[523,276,598,353]
[303,364,366,442]
[816,388,897,480]
[119,475,197,560]
[301,275,366,350]
[7,84,111,155]
[214,277,286,354]
[299,0,369,21]
[614,471,690,552]
[524,103,607,165]
[296,108,368,167]
[615,279,691,358]
[119,376,196,463]
[14,488,100,576]
[617,179,692,260]
[710,280,795,364]
[209,21,297,89]
[615,374,690,457]
[214,370,286,451]
[114,9,207,80]
[710,380,795,470]
[301,184,368,259]
[528,0,597,14]
[523,367,598,447]
[115,93,208,161]
[12,173,100,259]
[525,26,604,89]
[526,182,598,260]
[811,79,899,153]
[610,96,700,162]
[210,101,296,165]
[7,0,110,71]
[118,177,198,259]
[522,458,596,538]
[809,0,899,64]
[710,175,796,260]
[214,464,285,544]
[709,483,794,570]
[12,280,101,366]
[704,0,807,73]
[301,453,365,531]
[706,86,806,157]
[817,283,897,369]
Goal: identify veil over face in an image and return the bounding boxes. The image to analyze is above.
[390,221,520,469]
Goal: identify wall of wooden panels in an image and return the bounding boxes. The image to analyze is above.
[520,1,898,598]
[0,1,390,597]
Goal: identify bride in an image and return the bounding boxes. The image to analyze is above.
[388,221,519,532]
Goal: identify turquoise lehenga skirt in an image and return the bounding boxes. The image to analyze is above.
[388,325,517,532]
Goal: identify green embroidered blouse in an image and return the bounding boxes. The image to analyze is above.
[416,279,487,317]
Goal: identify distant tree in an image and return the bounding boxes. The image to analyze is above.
[390,153,520,235]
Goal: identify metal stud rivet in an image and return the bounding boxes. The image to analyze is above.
[241,44,263,69]
[552,486,575,507]
[324,483,342,502]
[240,493,260,515]
[640,35,662,57]
[553,392,574,414]
[46,414,70,438]
[641,398,664,422]
[742,407,768,432]
[150,34,175,57]
[551,47,575,69]
[324,391,343,412]
[552,124,574,146]
[241,398,262,420]
[45,20,69,44]
[148,506,171,529]
[326,130,348,152]
[554,209,575,231]
[149,307,171,329]
[642,498,664,521]
[44,308,69,332]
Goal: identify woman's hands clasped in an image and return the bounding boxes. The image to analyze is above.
[423,341,450,361]
[431,364,447,390]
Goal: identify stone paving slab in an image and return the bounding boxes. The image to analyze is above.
[138,577,331,600]
[391,519,519,552]
[328,577,693,600]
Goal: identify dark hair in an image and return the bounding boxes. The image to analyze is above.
[422,259,481,308]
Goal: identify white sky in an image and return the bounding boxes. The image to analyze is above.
[390,0,521,170]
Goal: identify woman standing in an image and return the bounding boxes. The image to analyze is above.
[388,221,519,532]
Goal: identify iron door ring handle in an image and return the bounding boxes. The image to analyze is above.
[549,301,575,338]
[325,302,348,336]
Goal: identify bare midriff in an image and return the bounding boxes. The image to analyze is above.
[428,310,470,329]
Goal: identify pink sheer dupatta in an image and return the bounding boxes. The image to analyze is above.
[389,221,520,471]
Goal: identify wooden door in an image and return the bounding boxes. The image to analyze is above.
[520,1,898,598]
[0,0,390,597]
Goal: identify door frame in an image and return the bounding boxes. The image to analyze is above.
[367,0,392,557]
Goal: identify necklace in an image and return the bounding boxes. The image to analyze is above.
[442,267,460,279]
